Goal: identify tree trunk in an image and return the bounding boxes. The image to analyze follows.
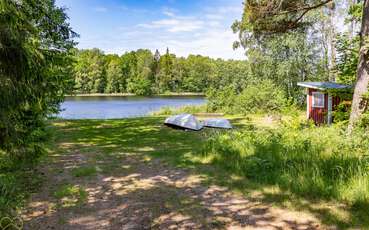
[348,0,369,133]
[348,0,358,40]
[328,6,337,81]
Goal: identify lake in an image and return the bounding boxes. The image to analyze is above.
[58,96,206,119]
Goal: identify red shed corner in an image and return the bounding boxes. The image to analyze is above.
[297,82,351,125]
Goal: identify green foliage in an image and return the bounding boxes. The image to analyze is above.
[237,80,287,114]
[206,86,238,113]
[232,0,327,47]
[73,48,106,93]
[0,0,76,159]
[335,33,360,85]
[70,48,252,96]
[202,119,369,206]
[53,184,87,208]
[207,81,287,114]
[105,55,125,93]
[0,158,42,217]
[346,2,363,24]
[0,0,76,216]
[233,28,327,103]
[127,77,152,96]
[333,102,351,123]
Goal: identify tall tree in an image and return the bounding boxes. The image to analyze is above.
[74,49,106,93]
[348,0,369,132]
[158,48,174,92]
[152,49,161,92]
[327,3,337,81]
[105,55,124,93]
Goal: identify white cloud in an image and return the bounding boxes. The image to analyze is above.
[93,6,107,13]
[205,14,224,20]
[162,7,176,17]
[138,18,204,33]
[78,1,245,60]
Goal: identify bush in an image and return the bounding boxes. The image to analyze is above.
[237,80,287,114]
[201,119,369,205]
[207,80,287,114]
[206,86,237,113]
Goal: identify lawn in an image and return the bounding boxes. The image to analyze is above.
[14,115,369,229]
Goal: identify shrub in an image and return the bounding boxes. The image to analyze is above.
[237,80,287,114]
[206,80,287,114]
[206,86,237,113]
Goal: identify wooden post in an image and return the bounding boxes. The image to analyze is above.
[328,93,333,125]
[306,89,310,119]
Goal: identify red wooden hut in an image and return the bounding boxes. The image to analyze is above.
[297,82,351,125]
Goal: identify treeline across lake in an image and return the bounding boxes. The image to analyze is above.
[71,48,249,95]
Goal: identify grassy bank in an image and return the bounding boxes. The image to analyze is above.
[151,104,208,115]
[201,119,369,227]
[2,115,369,228]
[66,92,205,97]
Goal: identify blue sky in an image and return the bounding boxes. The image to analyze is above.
[55,0,246,60]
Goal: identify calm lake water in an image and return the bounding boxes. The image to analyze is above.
[58,96,206,119]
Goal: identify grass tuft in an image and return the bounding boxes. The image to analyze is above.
[71,166,97,177]
[53,184,88,208]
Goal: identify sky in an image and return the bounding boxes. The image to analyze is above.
[55,0,246,60]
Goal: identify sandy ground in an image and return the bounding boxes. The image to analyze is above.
[20,146,331,230]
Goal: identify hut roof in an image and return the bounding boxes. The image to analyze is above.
[297,82,351,91]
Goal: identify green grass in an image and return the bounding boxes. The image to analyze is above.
[71,166,97,177]
[0,150,44,218]
[151,104,208,115]
[0,169,42,218]
[14,115,369,228]
[53,184,88,208]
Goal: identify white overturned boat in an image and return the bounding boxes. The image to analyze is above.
[203,118,232,129]
[164,113,203,131]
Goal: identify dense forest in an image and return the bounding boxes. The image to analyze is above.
[71,48,249,95]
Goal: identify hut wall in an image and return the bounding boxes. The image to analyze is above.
[308,88,341,124]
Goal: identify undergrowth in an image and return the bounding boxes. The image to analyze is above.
[201,117,369,207]
[0,126,53,218]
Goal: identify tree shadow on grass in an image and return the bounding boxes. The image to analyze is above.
[24,144,320,229]
[32,117,369,229]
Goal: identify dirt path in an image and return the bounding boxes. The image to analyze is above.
[22,148,328,230]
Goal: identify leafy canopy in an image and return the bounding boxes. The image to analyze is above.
[233,0,333,48]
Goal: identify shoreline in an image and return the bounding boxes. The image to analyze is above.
[65,92,205,97]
